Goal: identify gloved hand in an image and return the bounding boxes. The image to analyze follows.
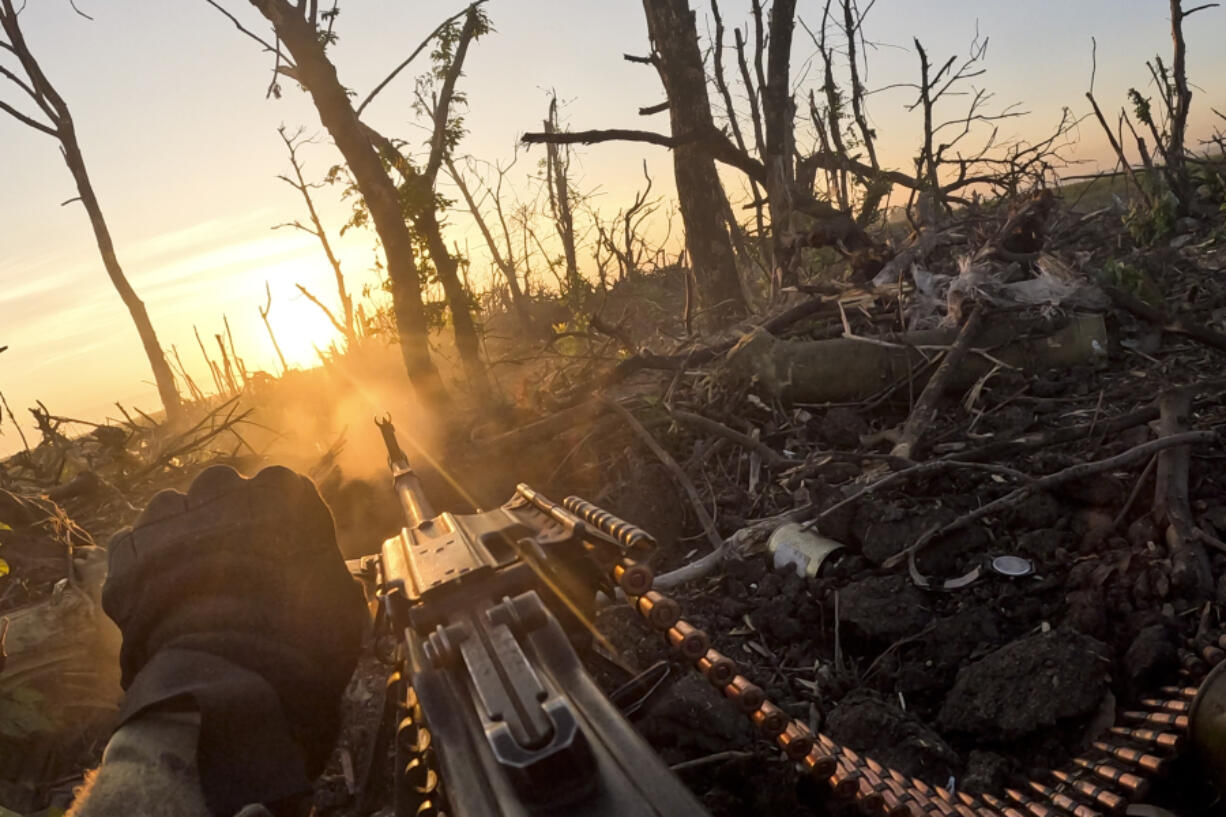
[102,465,366,816]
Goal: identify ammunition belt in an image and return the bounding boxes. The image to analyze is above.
[582,500,1207,817]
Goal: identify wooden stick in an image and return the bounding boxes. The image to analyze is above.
[885,430,1217,571]
[1155,387,1212,599]
[195,325,225,395]
[604,398,723,555]
[669,409,800,468]
[891,304,985,461]
[800,459,1031,532]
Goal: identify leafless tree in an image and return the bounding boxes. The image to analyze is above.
[274,125,356,345]
[1084,1,1218,213]
[258,281,289,374]
[543,94,585,302]
[524,0,749,324]
[445,151,534,331]
[590,161,663,284]
[0,0,183,420]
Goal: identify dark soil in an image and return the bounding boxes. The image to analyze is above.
[6,196,1226,817]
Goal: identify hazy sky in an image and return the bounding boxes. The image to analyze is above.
[1,1,1224,442]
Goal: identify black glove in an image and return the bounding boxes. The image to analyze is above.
[103,465,366,816]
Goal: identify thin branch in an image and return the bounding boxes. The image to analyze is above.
[354,1,483,117]
[201,0,295,66]
[604,398,724,554]
[66,0,93,21]
[522,126,766,183]
[885,430,1219,571]
[0,63,52,117]
[422,3,480,186]
[669,409,801,468]
[0,97,55,135]
[295,282,350,339]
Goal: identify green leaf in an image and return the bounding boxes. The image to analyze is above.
[0,521,10,531]
[0,558,9,577]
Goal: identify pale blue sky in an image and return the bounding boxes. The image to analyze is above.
[1,1,1223,442]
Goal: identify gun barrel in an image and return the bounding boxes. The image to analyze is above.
[394,470,435,529]
[376,416,435,528]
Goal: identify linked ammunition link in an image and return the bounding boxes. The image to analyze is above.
[393,676,446,817]
[562,495,657,552]
[596,532,1221,817]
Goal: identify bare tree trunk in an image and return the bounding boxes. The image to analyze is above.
[409,4,492,400]
[248,0,446,407]
[0,0,183,421]
[711,0,768,268]
[641,0,747,324]
[841,0,878,170]
[544,96,583,300]
[762,0,797,287]
[59,134,184,419]
[1168,0,1192,181]
[417,204,492,397]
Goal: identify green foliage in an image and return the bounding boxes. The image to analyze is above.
[1097,259,1164,306]
[315,4,340,47]
[1099,259,1144,292]
[1190,161,1226,205]
[1127,88,1154,128]
[1123,192,1178,246]
[550,314,590,357]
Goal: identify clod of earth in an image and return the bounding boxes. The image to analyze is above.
[938,628,1110,740]
[826,689,960,783]
[637,673,756,762]
[1124,623,1180,693]
[835,573,931,643]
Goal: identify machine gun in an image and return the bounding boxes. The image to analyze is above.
[362,416,712,817]
[359,416,1213,817]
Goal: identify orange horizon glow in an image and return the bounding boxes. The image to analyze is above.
[3,0,1225,449]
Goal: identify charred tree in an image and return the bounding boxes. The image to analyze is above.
[0,0,183,421]
[544,95,584,302]
[241,0,447,407]
[761,0,797,286]
[641,0,747,323]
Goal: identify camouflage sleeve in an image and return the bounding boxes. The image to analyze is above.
[65,712,272,817]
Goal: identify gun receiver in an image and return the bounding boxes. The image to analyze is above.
[370,417,708,817]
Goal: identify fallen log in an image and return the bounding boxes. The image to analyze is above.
[724,312,1107,404]
[1105,284,1226,355]
[600,293,842,385]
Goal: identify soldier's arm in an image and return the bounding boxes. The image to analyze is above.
[67,712,214,817]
